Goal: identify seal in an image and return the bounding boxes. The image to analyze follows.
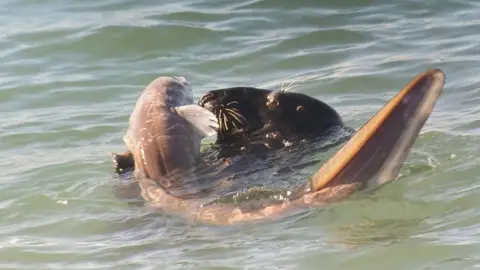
[198,87,347,151]
[111,69,445,226]
[117,75,220,196]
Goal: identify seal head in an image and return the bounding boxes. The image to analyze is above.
[198,87,346,151]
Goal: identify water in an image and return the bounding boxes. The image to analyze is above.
[2,0,480,269]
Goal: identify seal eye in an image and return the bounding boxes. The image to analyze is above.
[296,105,304,112]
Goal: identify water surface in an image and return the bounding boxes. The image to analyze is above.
[2,0,480,269]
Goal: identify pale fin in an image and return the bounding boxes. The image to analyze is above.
[175,104,219,137]
[294,69,445,196]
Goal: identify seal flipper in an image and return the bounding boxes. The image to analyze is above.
[175,104,219,137]
[294,69,445,199]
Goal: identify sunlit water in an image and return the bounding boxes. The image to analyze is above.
[2,0,480,269]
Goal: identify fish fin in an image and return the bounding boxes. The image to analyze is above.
[175,104,219,137]
[296,69,445,196]
[110,151,135,174]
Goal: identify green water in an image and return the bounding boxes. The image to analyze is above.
[2,0,480,269]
